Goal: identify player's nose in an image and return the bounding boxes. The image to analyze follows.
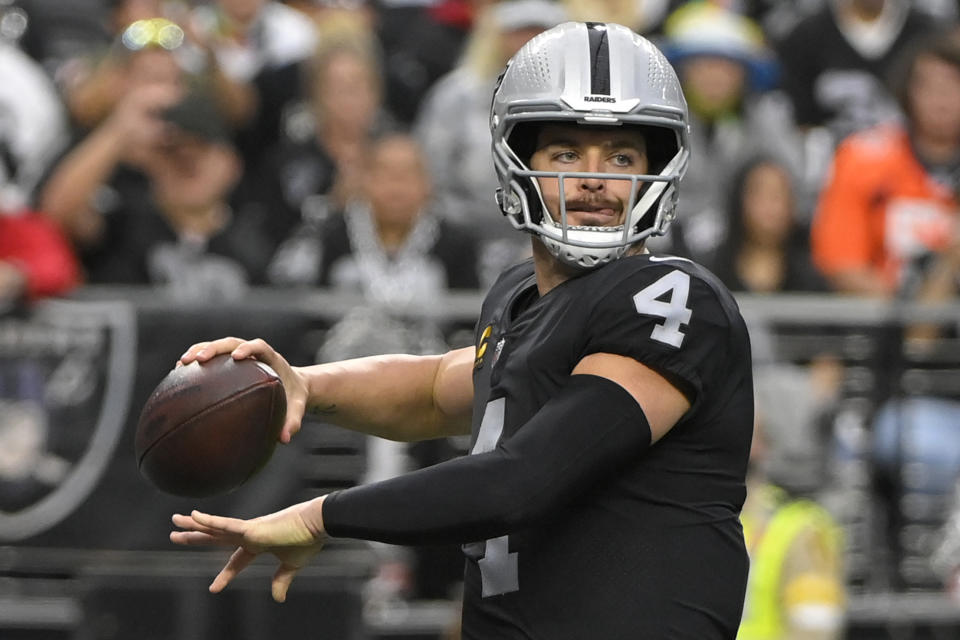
[577,152,605,191]
[577,174,605,192]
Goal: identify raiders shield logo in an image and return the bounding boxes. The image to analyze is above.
[0,300,136,541]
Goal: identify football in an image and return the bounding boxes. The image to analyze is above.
[135,354,286,498]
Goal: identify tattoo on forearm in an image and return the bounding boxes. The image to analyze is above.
[309,403,337,416]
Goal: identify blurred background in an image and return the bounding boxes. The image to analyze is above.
[2,0,960,638]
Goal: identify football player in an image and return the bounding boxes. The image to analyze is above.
[172,22,754,638]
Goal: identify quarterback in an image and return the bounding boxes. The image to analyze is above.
[172,22,754,638]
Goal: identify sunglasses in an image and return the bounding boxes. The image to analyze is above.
[120,17,185,52]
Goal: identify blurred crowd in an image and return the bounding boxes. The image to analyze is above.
[2,0,960,634]
[2,0,958,306]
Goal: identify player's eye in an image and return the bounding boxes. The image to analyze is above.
[610,153,636,167]
[552,150,579,163]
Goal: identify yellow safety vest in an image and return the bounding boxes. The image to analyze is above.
[737,485,842,640]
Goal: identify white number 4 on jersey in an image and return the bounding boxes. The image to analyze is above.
[632,269,692,348]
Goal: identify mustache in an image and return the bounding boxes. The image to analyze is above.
[561,198,623,213]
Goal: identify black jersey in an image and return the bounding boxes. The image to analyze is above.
[462,254,753,639]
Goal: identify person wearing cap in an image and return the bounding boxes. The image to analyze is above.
[40,86,273,299]
[655,2,804,262]
[414,0,568,288]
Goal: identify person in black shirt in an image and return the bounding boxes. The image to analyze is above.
[172,22,754,638]
[708,153,828,294]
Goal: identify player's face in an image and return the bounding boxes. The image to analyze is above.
[530,124,648,228]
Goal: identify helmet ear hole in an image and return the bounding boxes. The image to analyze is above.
[506,122,541,168]
[517,177,544,224]
[639,125,678,175]
[505,122,546,224]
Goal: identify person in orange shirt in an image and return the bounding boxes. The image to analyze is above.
[812,31,960,593]
[811,32,960,298]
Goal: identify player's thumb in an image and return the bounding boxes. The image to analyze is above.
[271,564,299,603]
[279,393,305,443]
[280,416,302,443]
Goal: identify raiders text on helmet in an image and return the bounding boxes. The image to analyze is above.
[490,22,690,269]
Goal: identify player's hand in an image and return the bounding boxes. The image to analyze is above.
[179,337,309,443]
[170,498,328,603]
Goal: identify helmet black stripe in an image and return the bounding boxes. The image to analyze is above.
[585,22,611,95]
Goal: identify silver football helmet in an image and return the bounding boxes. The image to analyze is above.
[491,22,690,269]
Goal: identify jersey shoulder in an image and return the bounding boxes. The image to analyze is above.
[576,254,750,401]
[584,254,743,328]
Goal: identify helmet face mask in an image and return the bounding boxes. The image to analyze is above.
[490,22,690,270]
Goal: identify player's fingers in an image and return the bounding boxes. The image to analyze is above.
[180,338,245,364]
[195,337,246,362]
[172,513,226,537]
[271,563,300,603]
[169,530,228,546]
[178,342,211,365]
[191,510,248,536]
[210,547,256,594]
[231,338,280,364]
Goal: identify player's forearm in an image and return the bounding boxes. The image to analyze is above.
[299,351,471,442]
[318,375,651,545]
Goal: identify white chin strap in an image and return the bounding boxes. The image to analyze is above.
[539,226,628,270]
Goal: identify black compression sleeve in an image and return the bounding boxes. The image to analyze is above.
[321,374,652,545]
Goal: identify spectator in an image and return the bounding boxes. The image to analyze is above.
[377,0,476,125]
[190,0,317,83]
[59,2,255,133]
[653,2,800,260]
[243,34,396,249]
[414,0,566,287]
[739,419,846,640]
[811,33,960,298]
[774,0,942,160]
[58,0,169,129]
[302,134,481,607]
[41,85,272,299]
[269,133,480,300]
[708,154,827,294]
[189,0,319,162]
[40,29,186,247]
